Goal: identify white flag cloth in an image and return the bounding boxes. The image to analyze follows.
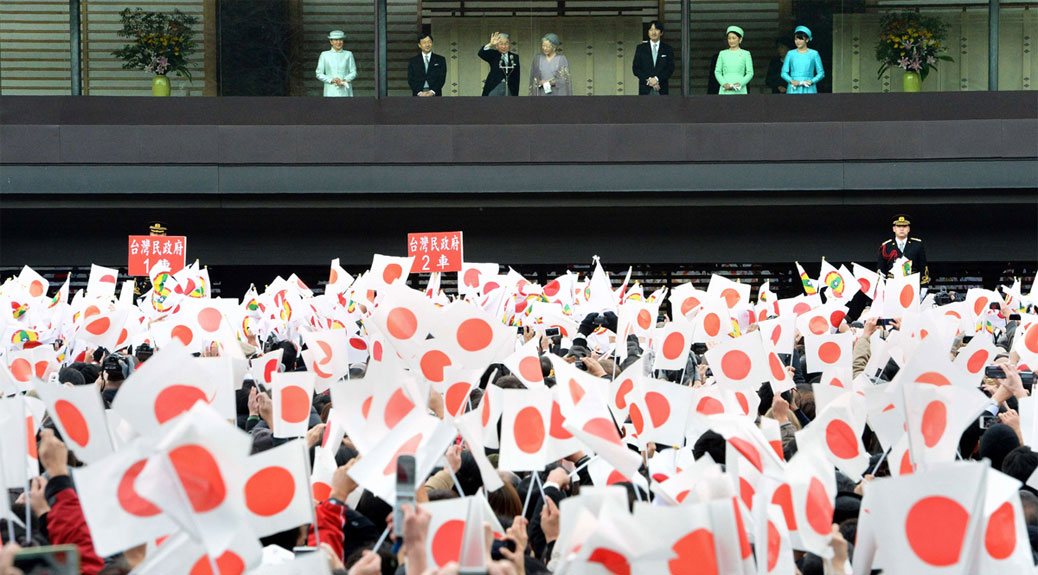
[32,380,113,464]
[112,343,216,435]
[241,439,313,536]
[271,372,314,438]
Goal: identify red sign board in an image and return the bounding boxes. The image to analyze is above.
[128,236,187,276]
[407,231,463,273]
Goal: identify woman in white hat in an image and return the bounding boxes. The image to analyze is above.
[714,25,753,94]
[781,26,824,94]
[316,30,356,97]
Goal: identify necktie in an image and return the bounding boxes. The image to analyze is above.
[424,54,429,72]
[652,44,658,65]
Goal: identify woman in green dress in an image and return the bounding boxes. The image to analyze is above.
[714,25,753,95]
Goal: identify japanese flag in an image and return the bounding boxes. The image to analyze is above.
[77,308,131,350]
[797,393,870,481]
[627,378,692,446]
[433,366,479,418]
[367,254,414,291]
[87,263,120,299]
[429,301,513,368]
[459,262,500,296]
[271,372,314,438]
[896,336,976,388]
[565,395,642,479]
[852,263,880,299]
[327,257,354,294]
[704,332,769,388]
[18,265,49,300]
[796,300,847,337]
[884,273,921,318]
[903,381,990,469]
[300,329,350,392]
[133,528,263,575]
[976,469,1033,573]
[866,461,987,574]
[691,302,733,343]
[707,274,751,311]
[758,314,796,356]
[803,332,854,373]
[454,410,505,493]
[310,444,338,503]
[477,384,503,450]
[0,397,30,488]
[785,450,836,557]
[360,371,423,447]
[241,439,313,536]
[111,343,216,435]
[653,318,696,370]
[616,299,660,343]
[502,338,546,389]
[965,288,1003,323]
[498,388,554,472]
[669,282,710,320]
[33,380,113,464]
[249,348,284,390]
[778,294,821,319]
[422,497,504,570]
[755,503,796,575]
[370,284,438,358]
[135,403,254,556]
[607,358,644,426]
[73,435,176,556]
[1011,316,1038,367]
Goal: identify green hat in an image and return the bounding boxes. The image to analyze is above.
[328,30,345,40]
[726,26,744,38]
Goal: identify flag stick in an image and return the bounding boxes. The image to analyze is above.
[372,525,391,551]
[520,472,537,518]
[567,455,598,481]
[868,447,891,477]
[534,472,548,504]
[446,460,465,496]
[5,518,14,546]
[24,481,31,544]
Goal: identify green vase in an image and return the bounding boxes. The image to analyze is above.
[152,74,171,97]
[902,71,922,93]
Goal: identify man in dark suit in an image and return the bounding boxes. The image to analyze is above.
[408,33,446,96]
[478,31,520,96]
[878,214,930,285]
[632,20,675,95]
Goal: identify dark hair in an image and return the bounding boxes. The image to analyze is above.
[693,430,726,464]
[275,340,297,371]
[795,31,809,41]
[776,37,794,49]
[648,20,664,33]
[58,367,85,386]
[488,480,523,519]
[426,488,458,501]
[1019,489,1038,525]
[418,33,433,42]
[493,375,526,390]
[1003,446,1038,486]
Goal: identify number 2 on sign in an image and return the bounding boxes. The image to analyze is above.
[421,255,430,271]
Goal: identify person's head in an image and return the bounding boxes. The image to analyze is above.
[726,26,744,49]
[1003,446,1038,486]
[979,423,1021,471]
[496,33,511,54]
[328,30,345,51]
[418,33,433,54]
[541,33,560,56]
[487,480,523,519]
[647,21,664,42]
[493,374,526,390]
[274,340,297,372]
[794,25,812,50]
[892,214,911,240]
[58,366,85,387]
[1019,489,1038,525]
[693,430,726,464]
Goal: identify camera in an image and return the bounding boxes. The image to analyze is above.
[691,342,708,355]
[934,291,952,306]
[979,413,999,429]
[102,354,131,381]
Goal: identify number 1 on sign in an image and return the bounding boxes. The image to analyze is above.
[143,258,149,274]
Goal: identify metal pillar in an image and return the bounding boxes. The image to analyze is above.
[989,0,999,90]
[681,0,689,96]
[375,0,387,98]
[70,0,82,95]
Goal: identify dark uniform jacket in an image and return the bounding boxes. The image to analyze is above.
[407,52,446,96]
[878,237,929,285]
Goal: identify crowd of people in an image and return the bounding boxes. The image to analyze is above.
[0,247,1036,575]
[317,20,825,97]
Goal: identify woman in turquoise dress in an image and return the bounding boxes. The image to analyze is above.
[781,26,824,94]
[714,26,753,95]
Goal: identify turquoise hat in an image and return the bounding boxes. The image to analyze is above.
[794,25,812,41]
[726,26,744,38]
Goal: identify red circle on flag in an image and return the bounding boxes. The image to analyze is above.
[728,437,763,472]
[382,263,403,284]
[830,310,846,328]
[431,519,465,567]
[966,350,989,374]
[383,433,423,476]
[514,406,546,454]
[770,325,782,346]
[10,358,32,383]
[720,288,740,309]
[808,316,828,335]
[315,341,334,366]
[263,359,278,383]
[587,548,630,575]
[915,372,951,386]
[361,396,373,419]
[733,498,753,559]
[680,297,701,317]
[420,350,452,383]
[630,403,645,435]
[171,324,194,346]
[858,278,871,293]
[463,268,482,288]
[197,307,222,333]
[543,280,560,297]
[905,496,970,566]
[739,477,755,510]
[189,550,246,575]
[985,501,1016,560]
[55,399,90,447]
[569,379,585,405]
[481,394,491,426]
[899,285,915,308]
[921,401,947,448]
[349,338,367,351]
[457,318,494,352]
[696,397,724,415]
[772,483,797,530]
[636,309,652,330]
[614,379,634,409]
[720,350,752,381]
[805,477,833,536]
[372,341,383,362]
[899,450,915,475]
[34,361,50,380]
[703,314,721,337]
[662,332,686,360]
[280,385,311,424]
[116,329,128,347]
[169,444,226,513]
[669,528,717,575]
[818,341,842,364]
[445,381,471,416]
[118,460,162,517]
[245,466,295,516]
[549,401,573,440]
[645,392,670,427]
[974,297,989,316]
[583,418,620,445]
[768,353,786,380]
[86,317,111,336]
[386,308,418,340]
[313,482,331,501]
[735,392,750,415]
[29,281,44,298]
[385,388,416,429]
[790,302,810,317]
[518,356,543,383]
[767,520,782,571]
[1024,324,1038,354]
[155,385,209,424]
[825,419,859,459]
[84,305,101,319]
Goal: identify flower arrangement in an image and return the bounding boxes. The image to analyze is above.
[112,8,198,80]
[875,11,952,81]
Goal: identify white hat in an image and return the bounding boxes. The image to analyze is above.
[328,30,345,40]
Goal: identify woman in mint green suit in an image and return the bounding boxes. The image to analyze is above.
[715,26,753,95]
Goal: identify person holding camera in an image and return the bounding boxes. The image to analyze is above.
[99,353,132,405]
[878,214,929,285]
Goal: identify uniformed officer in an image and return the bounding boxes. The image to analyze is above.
[878,214,929,285]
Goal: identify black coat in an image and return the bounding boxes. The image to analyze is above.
[407,52,446,96]
[878,237,930,284]
[632,41,675,95]
[478,47,520,96]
